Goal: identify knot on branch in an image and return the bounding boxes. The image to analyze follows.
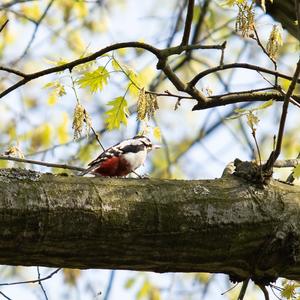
[156,59,167,70]
[233,159,272,185]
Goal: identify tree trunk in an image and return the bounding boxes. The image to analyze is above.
[0,168,300,283]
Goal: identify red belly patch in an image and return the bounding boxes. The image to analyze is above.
[92,156,131,176]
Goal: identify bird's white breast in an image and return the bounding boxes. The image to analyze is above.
[121,148,147,171]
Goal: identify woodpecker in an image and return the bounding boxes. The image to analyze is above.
[80,135,160,177]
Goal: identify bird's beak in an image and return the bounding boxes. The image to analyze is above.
[152,144,161,150]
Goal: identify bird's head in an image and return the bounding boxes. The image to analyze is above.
[133,135,161,152]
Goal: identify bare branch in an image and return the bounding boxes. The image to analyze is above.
[258,285,270,300]
[193,90,300,110]
[16,0,55,61]
[0,291,12,300]
[273,159,300,168]
[238,279,249,300]
[264,57,300,174]
[181,0,194,46]
[37,267,49,300]
[0,66,27,77]
[0,268,61,287]
[0,19,9,33]
[188,63,300,87]
[191,0,211,44]
[0,155,84,172]
[0,0,37,9]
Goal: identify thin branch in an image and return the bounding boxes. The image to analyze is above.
[0,66,26,77]
[191,0,211,44]
[0,0,36,9]
[221,282,239,295]
[264,57,300,173]
[0,268,61,287]
[193,90,300,110]
[103,270,115,300]
[237,279,249,300]
[156,59,207,102]
[273,159,300,168]
[90,126,105,151]
[167,0,187,47]
[37,267,48,300]
[252,26,277,72]
[258,284,270,300]
[0,38,225,102]
[0,19,9,33]
[0,291,12,300]
[188,63,300,87]
[0,155,84,172]
[181,0,195,46]
[16,0,55,61]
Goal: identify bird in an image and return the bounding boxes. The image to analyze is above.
[80,135,160,177]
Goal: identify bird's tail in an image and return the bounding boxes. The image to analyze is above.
[78,165,97,176]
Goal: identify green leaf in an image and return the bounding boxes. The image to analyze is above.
[136,280,151,300]
[124,277,136,289]
[234,107,247,113]
[255,99,274,110]
[77,66,110,93]
[44,81,66,97]
[105,96,129,130]
[293,165,300,179]
[281,282,296,299]
[112,58,122,71]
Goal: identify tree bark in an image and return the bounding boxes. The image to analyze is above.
[0,168,300,283]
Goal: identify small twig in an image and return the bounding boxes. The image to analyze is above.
[0,291,12,300]
[252,26,277,84]
[264,57,300,173]
[16,0,55,61]
[0,66,26,77]
[0,0,36,9]
[221,282,239,295]
[237,279,250,300]
[37,267,48,300]
[219,41,226,66]
[167,0,187,47]
[0,19,8,33]
[0,155,84,172]
[270,285,283,300]
[181,0,195,46]
[0,268,61,287]
[252,130,262,167]
[103,270,115,300]
[131,170,144,178]
[258,284,270,300]
[90,126,105,151]
[189,62,300,87]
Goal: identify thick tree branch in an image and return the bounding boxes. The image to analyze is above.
[1,168,300,283]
